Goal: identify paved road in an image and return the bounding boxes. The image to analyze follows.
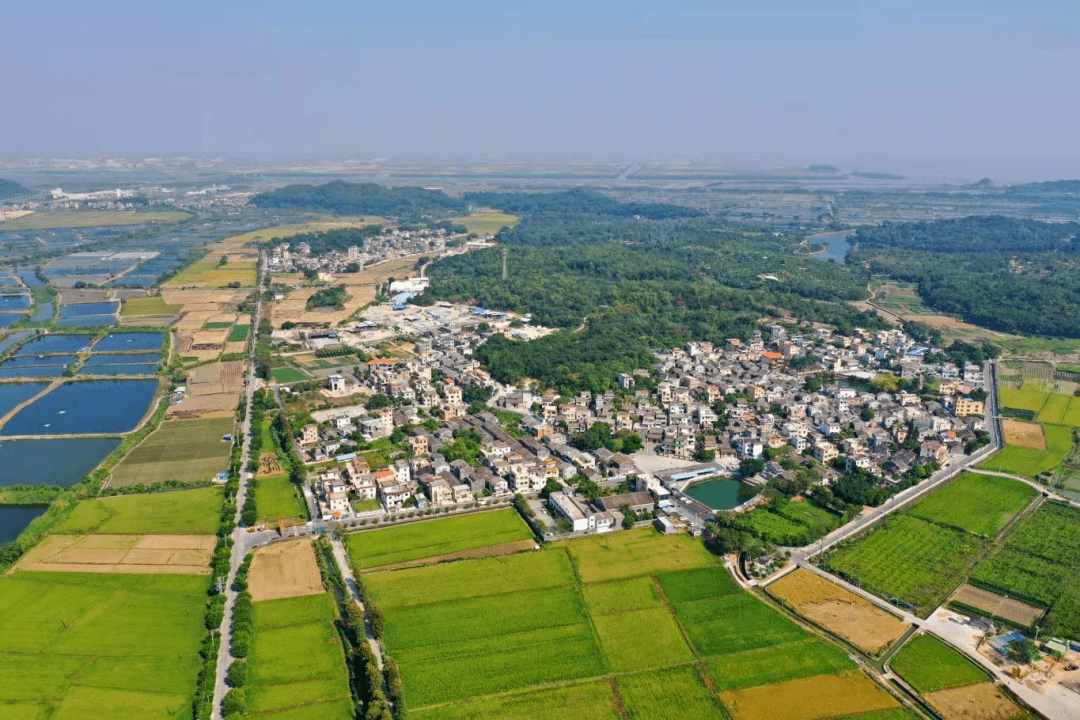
[211,252,267,720]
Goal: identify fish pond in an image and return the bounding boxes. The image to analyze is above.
[58,302,119,318]
[0,379,157,436]
[94,332,163,352]
[684,478,759,510]
[0,382,49,416]
[0,505,46,543]
[0,438,121,486]
[12,334,93,355]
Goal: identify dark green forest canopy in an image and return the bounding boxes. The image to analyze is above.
[0,178,28,199]
[250,181,466,220]
[463,187,703,220]
[851,216,1080,338]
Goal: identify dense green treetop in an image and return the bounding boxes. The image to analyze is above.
[250,181,465,219]
[0,178,28,199]
[463,188,702,220]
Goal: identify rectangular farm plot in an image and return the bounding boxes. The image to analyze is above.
[890,634,988,694]
[346,508,533,569]
[656,565,741,603]
[364,550,574,609]
[952,584,1044,627]
[980,424,1073,477]
[246,593,352,718]
[582,576,663,615]
[1037,393,1071,425]
[592,606,694,671]
[825,514,986,616]
[248,539,325,602]
[411,681,621,720]
[0,571,208,719]
[719,671,899,720]
[767,569,908,654]
[15,534,214,575]
[53,486,223,535]
[925,683,1028,720]
[707,639,857,692]
[617,667,724,720]
[109,416,233,487]
[1001,419,1046,449]
[566,527,720,583]
[1000,385,1050,414]
[906,473,1037,537]
[255,474,306,522]
[674,592,810,657]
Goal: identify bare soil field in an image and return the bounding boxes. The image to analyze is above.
[248,539,325,601]
[926,683,1027,720]
[59,289,112,304]
[953,584,1044,627]
[379,538,538,572]
[15,534,214,575]
[1001,419,1047,450]
[259,452,282,476]
[768,568,908,654]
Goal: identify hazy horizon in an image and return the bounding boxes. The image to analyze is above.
[5,0,1079,178]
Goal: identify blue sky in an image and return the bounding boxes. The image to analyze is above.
[4,0,1078,167]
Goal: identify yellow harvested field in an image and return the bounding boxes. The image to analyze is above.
[168,251,257,288]
[162,287,251,312]
[720,672,898,720]
[926,683,1027,720]
[59,289,112,304]
[1001,419,1046,450]
[15,534,214,575]
[768,569,909,654]
[953,584,1044,627]
[248,539,325,601]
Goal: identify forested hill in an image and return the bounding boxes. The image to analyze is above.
[1005,179,1080,195]
[0,179,28,199]
[250,181,465,220]
[850,215,1080,338]
[853,216,1080,254]
[464,188,702,220]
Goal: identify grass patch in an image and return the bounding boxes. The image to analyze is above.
[707,639,857,691]
[365,550,572,609]
[52,486,223,535]
[674,593,809,656]
[227,324,249,342]
[411,681,619,720]
[617,666,723,720]
[119,296,181,317]
[592,606,693,671]
[656,566,741,603]
[256,474,305,522]
[825,514,986,616]
[346,508,532,570]
[581,576,663,615]
[907,472,1037,537]
[270,366,309,383]
[450,212,519,235]
[890,634,988,693]
[109,417,232,487]
[565,527,719,584]
[980,424,1073,476]
[0,572,208,717]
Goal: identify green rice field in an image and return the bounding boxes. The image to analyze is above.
[244,593,352,719]
[255,474,306,523]
[270,366,309,384]
[889,634,987,693]
[0,572,209,719]
[906,472,1036,537]
[346,508,533,569]
[52,486,223,535]
[364,523,890,717]
[227,324,250,342]
[979,424,1074,476]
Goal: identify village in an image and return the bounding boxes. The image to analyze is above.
[279,301,990,538]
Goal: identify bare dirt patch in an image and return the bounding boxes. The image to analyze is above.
[926,683,1027,720]
[248,539,325,601]
[259,453,282,476]
[59,289,112,304]
[169,360,244,417]
[1001,419,1047,450]
[953,584,1044,626]
[768,568,908,654]
[14,534,214,575]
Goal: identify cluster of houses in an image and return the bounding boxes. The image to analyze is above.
[266,225,461,275]
[299,321,990,529]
